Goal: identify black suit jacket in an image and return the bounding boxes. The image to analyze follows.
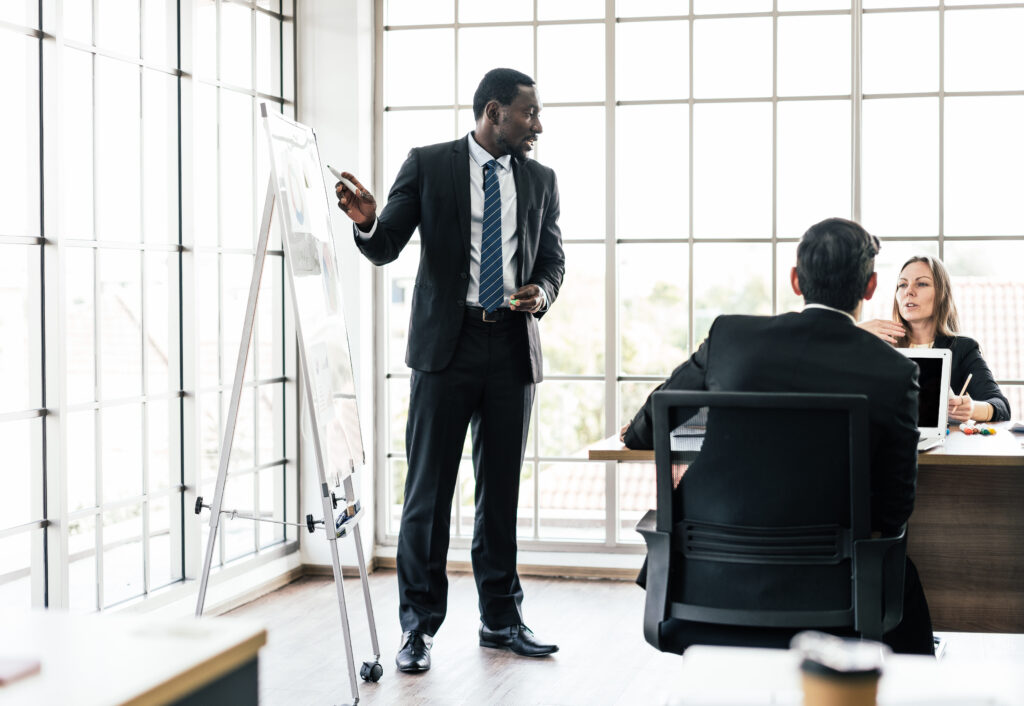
[624,308,921,535]
[933,333,1011,422]
[354,136,565,382]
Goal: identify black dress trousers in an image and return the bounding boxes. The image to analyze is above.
[396,308,535,635]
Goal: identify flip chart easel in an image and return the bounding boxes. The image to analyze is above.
[194,103,381,705]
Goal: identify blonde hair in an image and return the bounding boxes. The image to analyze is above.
[892,256,960,348]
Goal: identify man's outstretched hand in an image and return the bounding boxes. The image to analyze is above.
[335,171,377,230]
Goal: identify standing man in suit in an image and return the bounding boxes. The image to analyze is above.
[335,68,565,673]
[622,217,934,655]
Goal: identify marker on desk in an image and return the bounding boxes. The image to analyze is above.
[327,165,359,194]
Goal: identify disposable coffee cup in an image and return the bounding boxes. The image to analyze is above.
[791,631,888,706]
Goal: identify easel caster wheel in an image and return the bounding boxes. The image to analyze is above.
[360,660,383,682]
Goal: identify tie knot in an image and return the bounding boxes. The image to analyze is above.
[485,159,499,174]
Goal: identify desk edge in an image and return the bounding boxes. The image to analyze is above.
[124,630,268,706]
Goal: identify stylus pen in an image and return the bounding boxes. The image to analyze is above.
[957,373,973,399]
[327,165,359,194]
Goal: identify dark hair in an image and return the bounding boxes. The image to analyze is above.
[473,68,535,120]
[796,217,881,313]
[891,255,960,347]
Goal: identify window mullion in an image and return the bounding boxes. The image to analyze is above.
[604,0,617,547]
[852,0,863,222]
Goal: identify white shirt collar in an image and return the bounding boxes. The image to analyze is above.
[468,132,512,172]
[802,303,858,326]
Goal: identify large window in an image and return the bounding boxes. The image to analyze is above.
[0,0,296,611]
[376,1,1024,554]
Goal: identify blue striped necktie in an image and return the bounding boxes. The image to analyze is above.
[479,159,503,313]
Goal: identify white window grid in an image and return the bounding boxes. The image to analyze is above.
[0,0,297,611]
[374,0,1024,554]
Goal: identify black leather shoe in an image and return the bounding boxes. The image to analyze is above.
[396,630,432,673]
[479,623,558,657]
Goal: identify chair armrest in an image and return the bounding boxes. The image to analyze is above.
[853,524,908,639]
[635,509,658,537]
[635,509,672,650]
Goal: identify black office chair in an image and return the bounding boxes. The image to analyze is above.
[635,390,907,653]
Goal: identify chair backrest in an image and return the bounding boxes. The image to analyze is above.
[638,390,904,651]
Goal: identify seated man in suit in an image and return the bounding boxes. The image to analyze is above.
[621,217,934,655]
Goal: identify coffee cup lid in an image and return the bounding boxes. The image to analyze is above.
[792,630,888,679]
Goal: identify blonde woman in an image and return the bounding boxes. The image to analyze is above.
[859,256,1010,423]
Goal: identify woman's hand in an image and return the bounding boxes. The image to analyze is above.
[857,319,906,345]
[619,422,630,442]
[948,393,974,423]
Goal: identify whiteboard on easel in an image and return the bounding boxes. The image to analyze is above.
[262,106,364,478]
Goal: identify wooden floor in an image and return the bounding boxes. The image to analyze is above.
[228,569,1024,706]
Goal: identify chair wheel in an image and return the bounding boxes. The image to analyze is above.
[360,660,383,682]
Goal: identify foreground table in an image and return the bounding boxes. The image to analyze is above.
[670,644,1024,705]
[589,422,1024,632]
[0,610,266,705]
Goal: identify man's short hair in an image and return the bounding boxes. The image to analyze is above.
[473,68,536,120]
[796,218,881,313]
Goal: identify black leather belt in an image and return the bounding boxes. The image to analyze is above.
[465,305,514,322]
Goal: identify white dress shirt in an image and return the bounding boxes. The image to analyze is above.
[802,302,857,325]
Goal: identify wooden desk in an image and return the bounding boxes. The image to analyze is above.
[0,611,266,705]
[589,422,1024,632]
[907,424,1024,632]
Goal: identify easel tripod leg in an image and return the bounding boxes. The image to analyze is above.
[327,507,361,703]
[345,476,381,661]
[195,182,275,618]
[195,511,221,616]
